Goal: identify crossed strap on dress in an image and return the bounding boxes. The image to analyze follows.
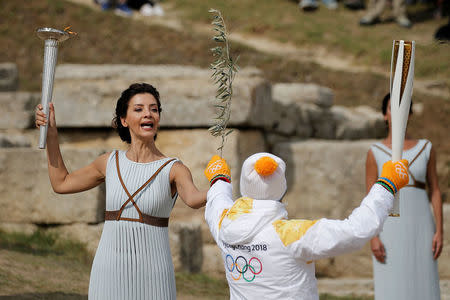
[104,151,176,227]
[372,141,429,190]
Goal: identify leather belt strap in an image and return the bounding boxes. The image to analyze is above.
[406,181,426,190]
[105,151,175,227]
[105,210,169,227]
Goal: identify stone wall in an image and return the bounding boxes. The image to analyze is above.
[2,63,447,279]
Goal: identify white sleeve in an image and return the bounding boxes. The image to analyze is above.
[205,180,234,243]
[291,184,394,261]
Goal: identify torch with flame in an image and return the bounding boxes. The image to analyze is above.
[36,27,74,149]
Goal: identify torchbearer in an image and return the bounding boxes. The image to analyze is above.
[389,40,415,216]
[36,27,71,149]
[203,153,410,300]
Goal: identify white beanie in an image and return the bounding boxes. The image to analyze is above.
[240,152,287,201]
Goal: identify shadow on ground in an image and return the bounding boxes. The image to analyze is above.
[0,293,87,300]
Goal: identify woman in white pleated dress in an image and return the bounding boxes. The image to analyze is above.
[365,93,443,300]
[35,83,207,299]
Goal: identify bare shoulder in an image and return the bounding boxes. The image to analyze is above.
[170,160,189,172]
[170,161,192,180]
[366,148,375,162]
[93,151,113,177]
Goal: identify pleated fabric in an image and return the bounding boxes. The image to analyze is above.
[371,140,440,300]
[89,151,178,300]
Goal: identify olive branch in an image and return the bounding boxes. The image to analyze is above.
[209,8,239,157]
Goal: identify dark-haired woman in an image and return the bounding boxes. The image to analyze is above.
[365,93,442,300]
[35,83,207,299]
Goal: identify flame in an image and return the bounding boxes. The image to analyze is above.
[64,26,77,36]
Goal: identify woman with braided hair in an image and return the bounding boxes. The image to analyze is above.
[35,83,207,299]
[366,93,443,300]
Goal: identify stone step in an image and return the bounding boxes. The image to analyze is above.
[0,63,385,141]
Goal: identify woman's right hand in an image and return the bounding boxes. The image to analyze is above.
[370,236,386,263]
[35,103,56,129]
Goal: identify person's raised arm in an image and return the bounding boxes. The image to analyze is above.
[36,103,107,194]
[366,149,386,263]
[366,149,378,193]
[170,162,207,209]
[203,155,233,242]
[427,145,443,260]
[288,160,409,262]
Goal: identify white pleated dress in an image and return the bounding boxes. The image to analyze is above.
[371,139,440,300]
[88,151,178,300]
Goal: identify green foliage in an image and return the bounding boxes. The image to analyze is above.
[208,8,239,156]
[175,272,230,298]
[0,229,91,265]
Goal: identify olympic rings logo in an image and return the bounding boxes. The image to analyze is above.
[395,163,408,180]
[207,160,224,174]
[225,254,263,282]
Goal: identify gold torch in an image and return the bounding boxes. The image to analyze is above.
[389,40,415,217]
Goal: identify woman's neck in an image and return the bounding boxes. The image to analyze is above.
[126,139,165,163]
[382,131,417,150]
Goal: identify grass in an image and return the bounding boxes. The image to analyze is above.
[0,229,91,265]
[171,0,450,85]
[0,230,91,297]
[175,272,230,299]
[0,230,372,299]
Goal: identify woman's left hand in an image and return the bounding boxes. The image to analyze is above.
[432,231,443,260]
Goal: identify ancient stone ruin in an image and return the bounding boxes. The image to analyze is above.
[2,63,447,279]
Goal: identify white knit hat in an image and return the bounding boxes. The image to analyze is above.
[240,152,287,201]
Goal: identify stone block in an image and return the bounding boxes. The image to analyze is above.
[332,105,385,140]
[273,140,374,220]
[169,222,203,273]
[0,132,31,148]
[0,63,18,91]
[0,222,38,235]
[273,83,334,108]
[52,64,272,129]
[271,83,335,139]
[48,223,104,255]
[0,92,40,129]
[0,148,106,224]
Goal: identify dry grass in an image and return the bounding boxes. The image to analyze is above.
[171,0,450,85]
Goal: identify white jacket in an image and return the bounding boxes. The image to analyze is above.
[205,181,394,300]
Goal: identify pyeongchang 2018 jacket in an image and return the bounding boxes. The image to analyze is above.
[205,180,394,300]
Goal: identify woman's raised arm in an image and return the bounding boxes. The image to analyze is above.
[36,103,108,194]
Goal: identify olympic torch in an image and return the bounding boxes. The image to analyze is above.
[389,40,415,217]
[36,27,70,149]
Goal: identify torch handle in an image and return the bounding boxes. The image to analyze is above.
[38,39,59,149]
